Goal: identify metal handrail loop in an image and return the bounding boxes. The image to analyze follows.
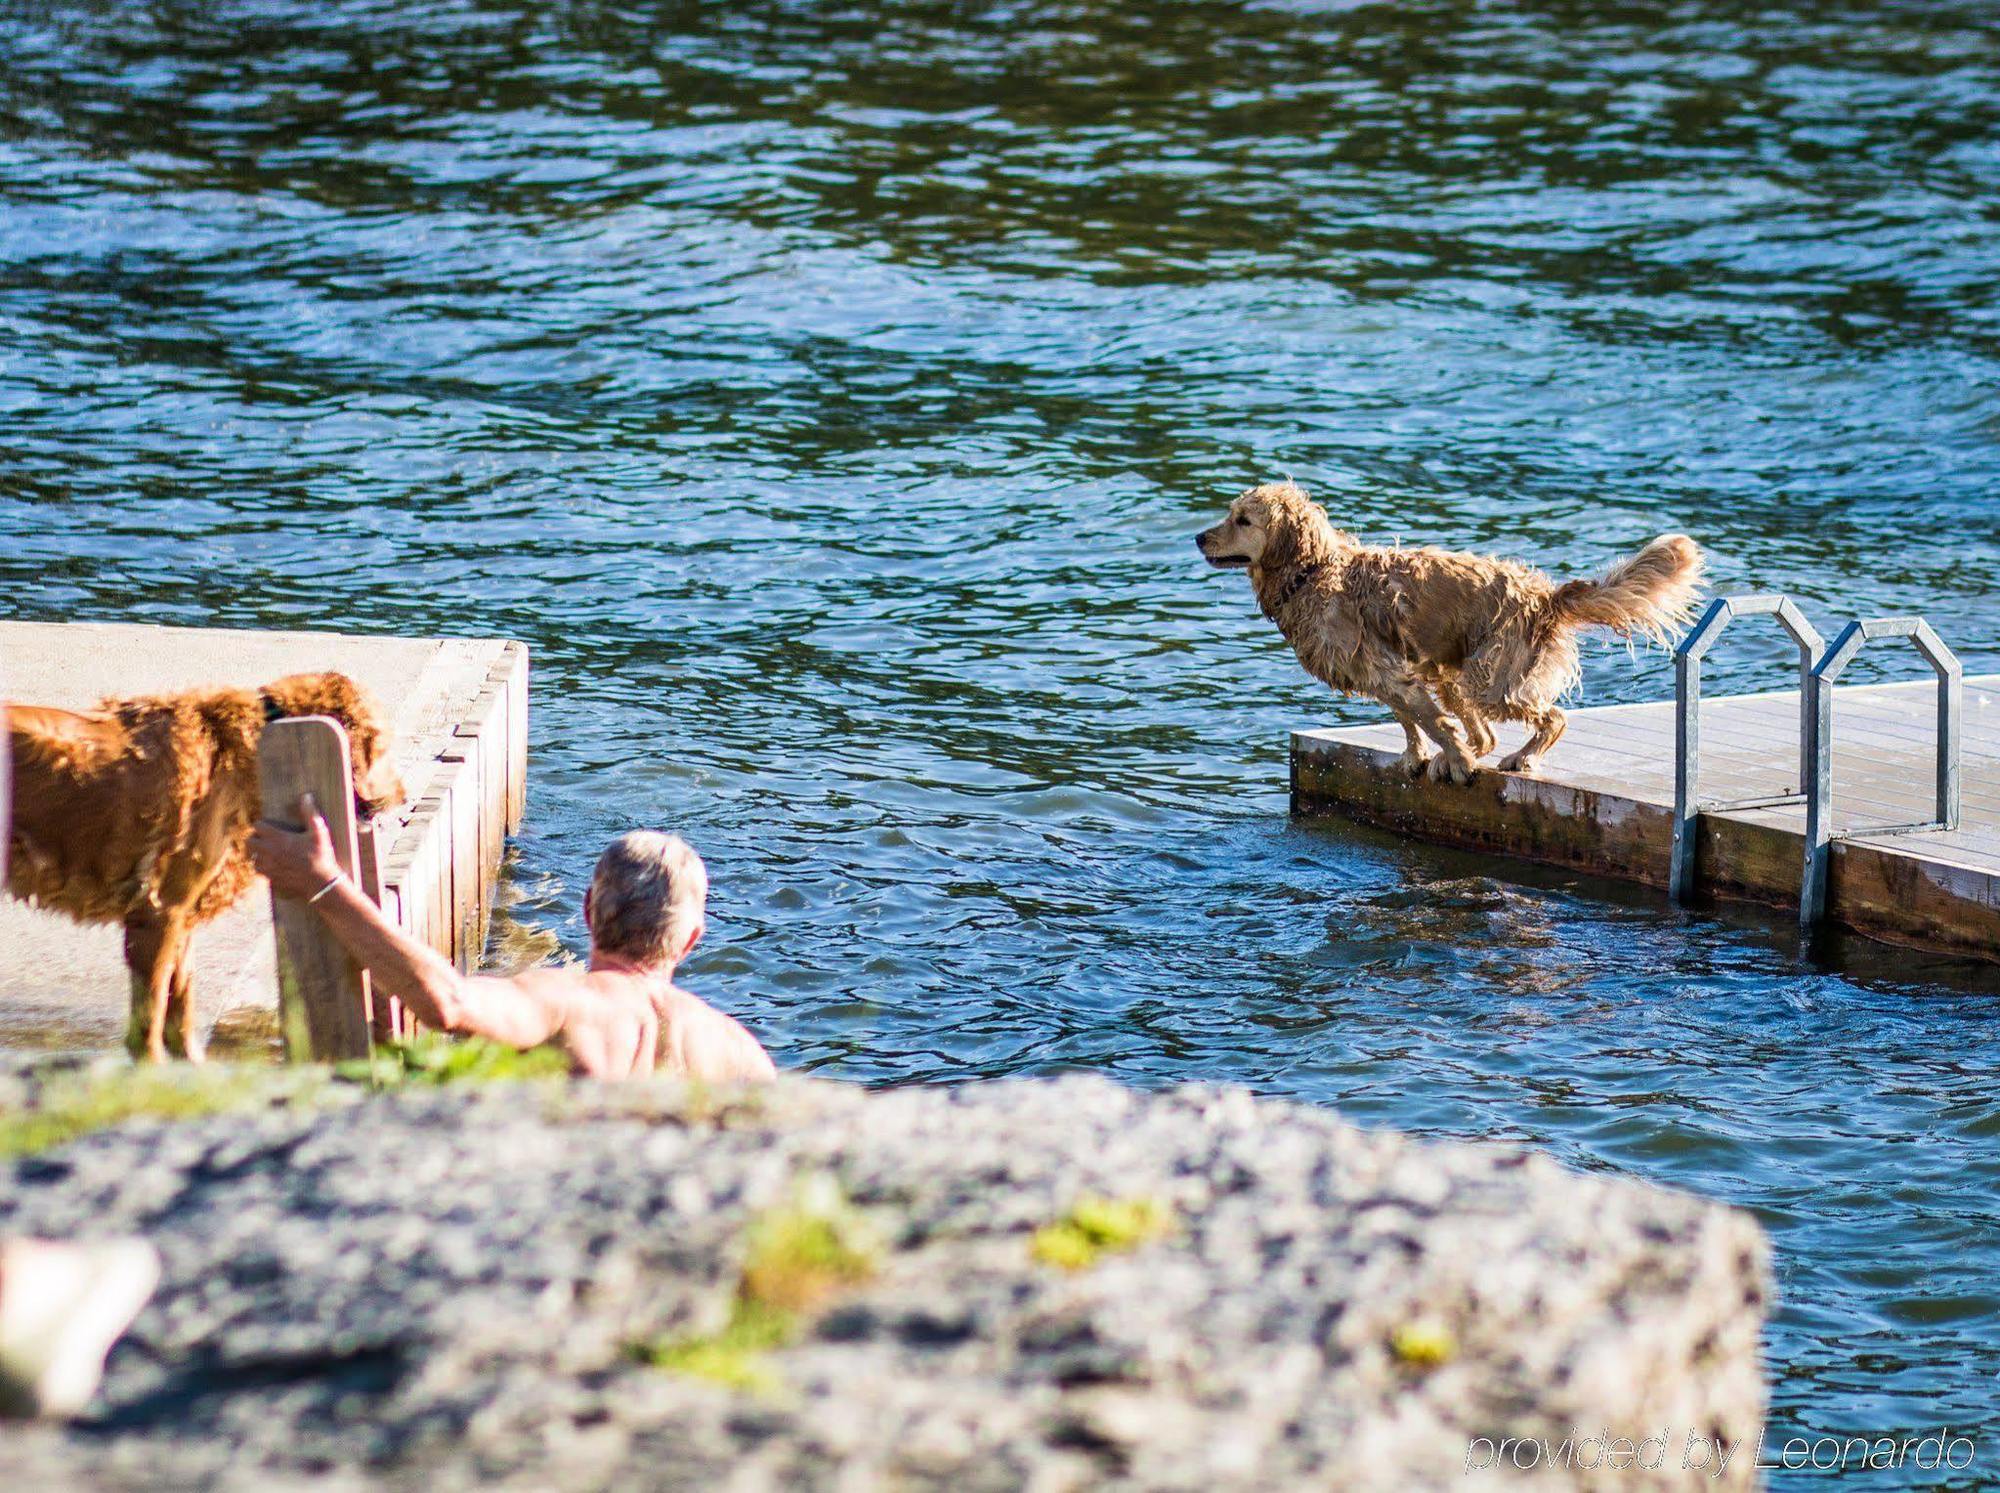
[1798,617,1961,928]
[1670,595,1825,904]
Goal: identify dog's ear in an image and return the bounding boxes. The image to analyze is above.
[256,672,372,764]
[258,673,314,724]
[1255,495,1306,574]
[256,672,403,811]
[260,671,364,724]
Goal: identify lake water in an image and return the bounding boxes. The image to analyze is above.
[3,0,1998,1477]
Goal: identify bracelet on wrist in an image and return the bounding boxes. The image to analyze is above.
[306,874,344,905]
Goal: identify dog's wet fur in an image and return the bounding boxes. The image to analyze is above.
[5,672,403,1061]
[1198,481,1704,783]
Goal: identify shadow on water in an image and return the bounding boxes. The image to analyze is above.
[4,0,2000,1474]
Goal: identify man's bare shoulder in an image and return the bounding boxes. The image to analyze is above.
[481,963,637,1002]
[453,963,571,1017]
[654,984,777,1083]
[462,963,648,1029]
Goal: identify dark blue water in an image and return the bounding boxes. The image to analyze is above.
[4,1,1999,1477]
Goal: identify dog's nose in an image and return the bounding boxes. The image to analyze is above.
[1194,533,1209,553]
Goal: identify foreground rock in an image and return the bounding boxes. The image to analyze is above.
[0,1060,1767,1490]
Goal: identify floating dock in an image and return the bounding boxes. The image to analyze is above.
[0,622,526,1049]
[1292,675,2000,961]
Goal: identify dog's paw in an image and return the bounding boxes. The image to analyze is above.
[1497,751,1535,775]
[1425,754,1477,787]
[1394,749,1431,778]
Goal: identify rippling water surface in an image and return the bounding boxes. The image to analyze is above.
[4,0,1999,1472]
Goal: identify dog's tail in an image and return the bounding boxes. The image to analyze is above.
[1545,535,1705,648]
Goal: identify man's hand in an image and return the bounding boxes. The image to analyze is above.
[248,794,344,900]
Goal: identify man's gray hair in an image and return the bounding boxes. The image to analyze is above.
[586,831,708,968]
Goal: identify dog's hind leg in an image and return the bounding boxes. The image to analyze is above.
[1436,678,1496,760]
[1498,707,1567,775]
[122,913,192,1063]
[163,940,204,1063]
[1380,680,1478,786]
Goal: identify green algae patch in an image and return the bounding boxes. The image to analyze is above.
[0,1034,565,1162]
[1031,1196,1172,1271]
[629,1175,881,1393]
[335,1034,571,1088]
[0,1063,306,1159]
[739,1178,882,1312]
[1388,1320,1458,1369]
[628,1298,793,1393]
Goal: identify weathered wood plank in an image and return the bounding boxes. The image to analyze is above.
[483,653,516,858]
[407,796,451,968]
[437,752,482,972]
[503,642,529,832]
[453,683,507,893]
[259,717,374,1061]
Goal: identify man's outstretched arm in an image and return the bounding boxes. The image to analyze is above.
[247,798,566,1051]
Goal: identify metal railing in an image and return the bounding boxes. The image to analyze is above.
[1669,595,1823,904]
[1798,618,1961,929]
[1669,596,1963,931]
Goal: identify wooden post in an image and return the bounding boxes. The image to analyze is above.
[260,716,375,1062]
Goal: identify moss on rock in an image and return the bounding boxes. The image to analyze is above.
[629,1174,881,1393]
[0,1061,320,1159]
[1030,1195,1172,1270]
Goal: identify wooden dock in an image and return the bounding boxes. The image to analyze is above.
[1292,675,2000,961]
[0,622,527,1050]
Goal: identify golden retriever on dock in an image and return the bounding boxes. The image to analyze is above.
[5,673,403,1062]
[1197,482,1704,783]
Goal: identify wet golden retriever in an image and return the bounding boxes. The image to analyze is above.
[1197,482,1704,783]
[5,673,403,1061]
